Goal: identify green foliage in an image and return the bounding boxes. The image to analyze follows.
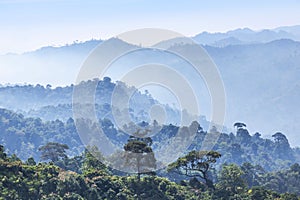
[1,144,300,199]
[168,150,221,188]
[216,164,247,198]
[0,106,299,173]
[81,146,109,177]
[25,157,36,166]
[0,108,83,161]
[261,163,300,195]
[0,101,300,199]
[241,162,264,188]
[0,159,60,199]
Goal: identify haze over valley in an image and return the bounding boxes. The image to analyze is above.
[1,26,299,146]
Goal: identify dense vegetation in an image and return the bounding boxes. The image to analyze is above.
[1,108,300,199]
[1,143,300,199]
[0,78,162,121]
[0,107,299,172]
[0,78,211,129]
[1,78,299,199]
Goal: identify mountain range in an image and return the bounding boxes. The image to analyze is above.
[193,25,300,46]
[0,25,300,146]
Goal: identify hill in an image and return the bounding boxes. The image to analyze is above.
[193,25,300,46]
[0,27,300,146]
[0,107,299,172]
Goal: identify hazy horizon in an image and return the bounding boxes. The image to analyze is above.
[1,0,300,54]
[1,1,300,145]
[0,25,300,56]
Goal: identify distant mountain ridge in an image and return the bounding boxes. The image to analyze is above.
[0,25,300,146]
[192,25,300,47]
[2,25,300,56]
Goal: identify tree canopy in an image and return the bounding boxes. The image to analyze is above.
[124,134,156,180]
[38,142,69,162]
[168,150,221,188]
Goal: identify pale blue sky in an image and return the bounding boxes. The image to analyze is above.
[0,0,300,54]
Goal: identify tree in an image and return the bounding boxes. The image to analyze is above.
[272,132,288,144]
[82,146,108,176]
[216,164,247,196]
[123,133,156,200]
[233,122,246,130]
[124,135,156,181]
[280,193,298,200]
[236,128,251,144]
[234,122,251,145]
[0,145,7,160]
[241,162,264,188]
[248,186,278,200]
[9,154,21,162]
[168,150,221,189]
[26,157,37,165]
[261,163,300,195]
[272,132,294,160]
[253,132,261,139]
[39,142,69,162]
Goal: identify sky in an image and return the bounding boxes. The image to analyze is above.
[0,0,300,54]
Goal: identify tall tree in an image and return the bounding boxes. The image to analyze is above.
[233,122,247,130]
[123,134,156,181]
[38,142,69,162]
[123,133,156,200]
[168,150,221,189]
[272,132,294,160]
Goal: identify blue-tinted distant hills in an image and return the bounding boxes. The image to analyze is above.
[26,39,102,56]
[274,25,300,35]
[193,25,300,47]
[0,26,300,146]
[204,39,300,146]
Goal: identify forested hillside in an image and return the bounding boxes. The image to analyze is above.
[0,107,298,171]
[1,40,300,198]
[2,37,300,146]
[1,140,300,199]
[1,0,300,198]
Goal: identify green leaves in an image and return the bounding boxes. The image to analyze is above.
[81,146,109,176]
[1,143,300,199]
[168,150,221,189]
[216,163,247,197]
